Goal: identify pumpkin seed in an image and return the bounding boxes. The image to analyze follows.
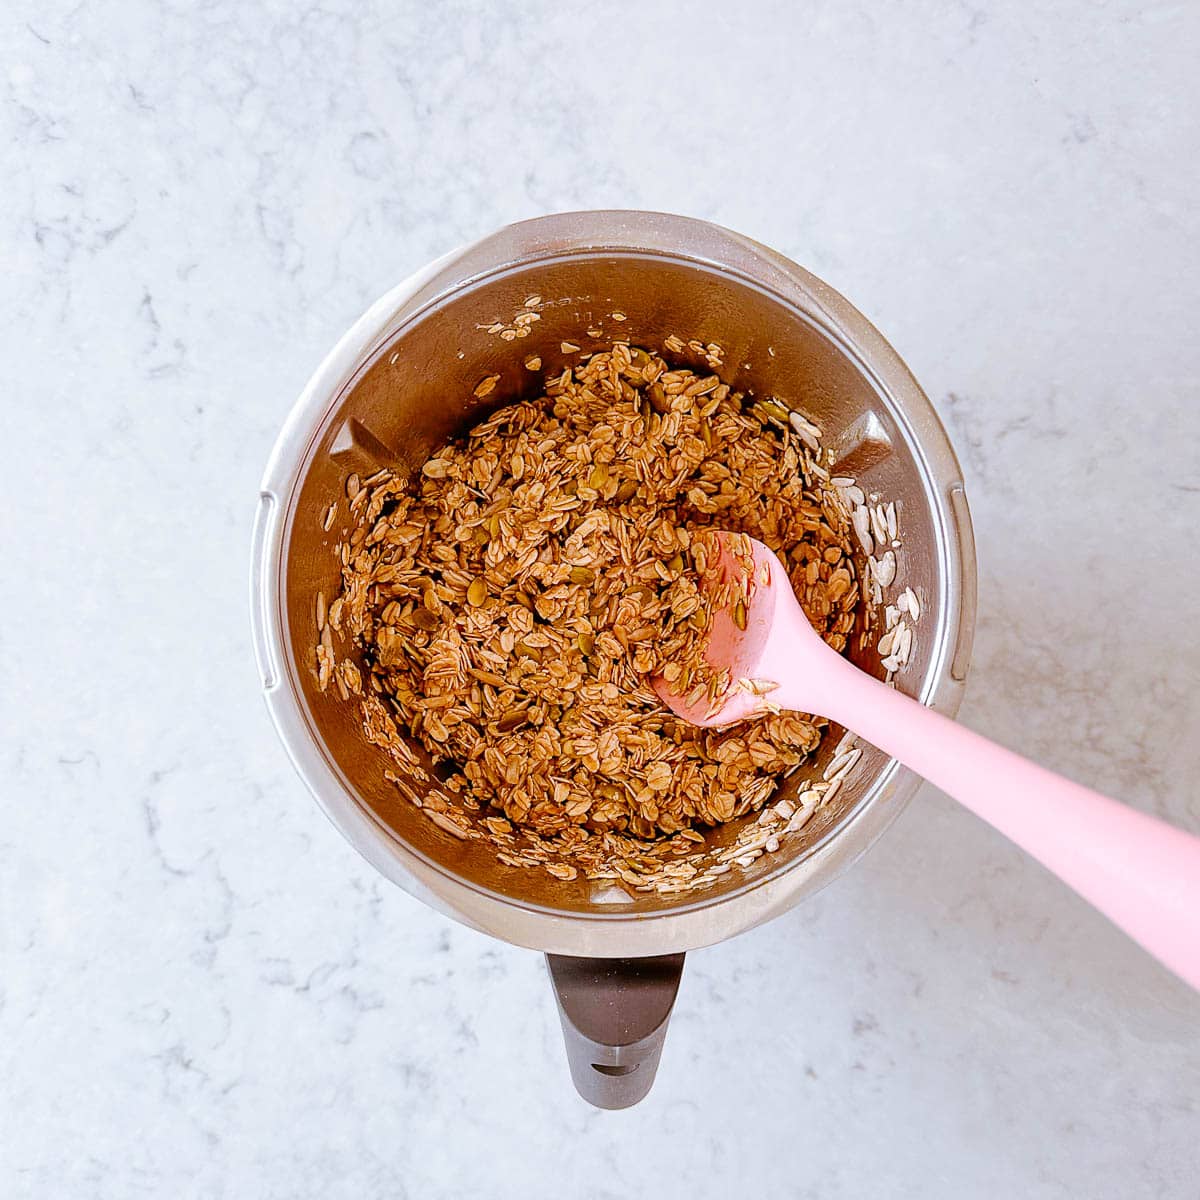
[569,566,595,584]
[467,578,488,606]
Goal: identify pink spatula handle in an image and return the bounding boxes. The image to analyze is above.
[786,637,1200,991]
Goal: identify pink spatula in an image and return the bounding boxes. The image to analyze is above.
[653,532,1200,991]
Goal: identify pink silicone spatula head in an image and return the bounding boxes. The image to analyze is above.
[651,531,838,726]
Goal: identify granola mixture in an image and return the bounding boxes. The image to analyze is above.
[318,343,862,881]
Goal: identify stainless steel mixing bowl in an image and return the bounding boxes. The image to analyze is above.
[250,211,976,1106]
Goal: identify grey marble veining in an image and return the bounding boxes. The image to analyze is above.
[2,2,1199,1197]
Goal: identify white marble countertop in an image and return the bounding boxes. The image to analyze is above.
[4,1,1199,1196]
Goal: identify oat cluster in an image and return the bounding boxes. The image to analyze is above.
[321,344,861,878]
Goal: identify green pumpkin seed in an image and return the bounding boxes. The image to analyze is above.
[407,608,439,631]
